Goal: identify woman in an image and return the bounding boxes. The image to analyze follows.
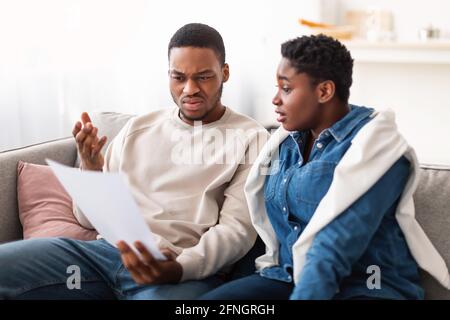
[200,34,449,300]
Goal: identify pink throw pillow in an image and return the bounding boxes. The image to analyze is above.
[17,161,98,240]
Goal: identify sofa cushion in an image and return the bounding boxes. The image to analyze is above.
[0,138,77,243]
[414,164,450,299]
[17,161,98,240]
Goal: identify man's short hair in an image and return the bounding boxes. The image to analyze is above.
[281,34,354,102]
[168,23,226,66]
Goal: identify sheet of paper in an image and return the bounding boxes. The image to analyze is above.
[46,159,166,260]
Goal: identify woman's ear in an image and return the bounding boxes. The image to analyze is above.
[317,80,335,103]
[222,63,230,82]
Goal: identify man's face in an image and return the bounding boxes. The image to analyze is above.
[169,47,229,124]
[272,58,322,132]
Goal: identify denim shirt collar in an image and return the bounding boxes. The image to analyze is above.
[328,105,374,142]
[290,105,374,144]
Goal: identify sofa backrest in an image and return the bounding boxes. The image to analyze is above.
[0,112,134,244]
[0,138,77,243]
[414,164,450,299]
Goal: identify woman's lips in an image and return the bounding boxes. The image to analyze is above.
[275,111,287,123]
[277,115,287,123]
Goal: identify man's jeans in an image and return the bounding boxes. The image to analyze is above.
[0,238,224,300]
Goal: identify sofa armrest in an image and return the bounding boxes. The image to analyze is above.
[0,137,77,243]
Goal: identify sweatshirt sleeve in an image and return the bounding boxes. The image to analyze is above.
[72,118,134,228]
[176,128,270,281]
[290,156,410,300]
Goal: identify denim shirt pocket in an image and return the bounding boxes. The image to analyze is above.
[295,160,336,205]
[264,159,286,201]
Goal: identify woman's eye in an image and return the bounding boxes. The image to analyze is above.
[276,85,291,94]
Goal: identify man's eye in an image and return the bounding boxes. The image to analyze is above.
[171,75,184,81]
[198,76,212,81]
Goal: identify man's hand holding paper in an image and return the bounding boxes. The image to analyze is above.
[46,159,180,284]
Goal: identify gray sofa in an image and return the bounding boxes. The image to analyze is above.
[1,112,449,299]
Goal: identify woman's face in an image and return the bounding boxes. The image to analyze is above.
[272,58,321,132]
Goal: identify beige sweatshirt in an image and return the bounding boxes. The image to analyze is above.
[73,106,269,281]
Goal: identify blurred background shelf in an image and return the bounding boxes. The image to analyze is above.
[344,40,450,64]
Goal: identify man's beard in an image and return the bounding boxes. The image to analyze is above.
[172,83,223,122]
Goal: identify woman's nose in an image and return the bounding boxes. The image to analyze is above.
[272,93,281,106]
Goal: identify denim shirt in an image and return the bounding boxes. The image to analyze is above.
[261,105,424,300]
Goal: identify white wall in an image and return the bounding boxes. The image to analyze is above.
[351,62,450,165]
[1,0,450,165]
[0,0,308,151]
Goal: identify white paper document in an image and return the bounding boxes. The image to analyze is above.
[46,159,166,260]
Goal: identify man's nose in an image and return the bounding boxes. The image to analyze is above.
[183,79,200,96]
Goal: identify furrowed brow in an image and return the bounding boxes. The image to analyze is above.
[170,70,185,76]
[195,69,215,75]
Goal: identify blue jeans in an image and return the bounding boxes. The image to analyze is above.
[0,238,224,300]
[199,274,295,300]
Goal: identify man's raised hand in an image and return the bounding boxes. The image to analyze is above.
[72,112,107,171]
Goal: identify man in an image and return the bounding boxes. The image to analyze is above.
[0,23,268,299]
